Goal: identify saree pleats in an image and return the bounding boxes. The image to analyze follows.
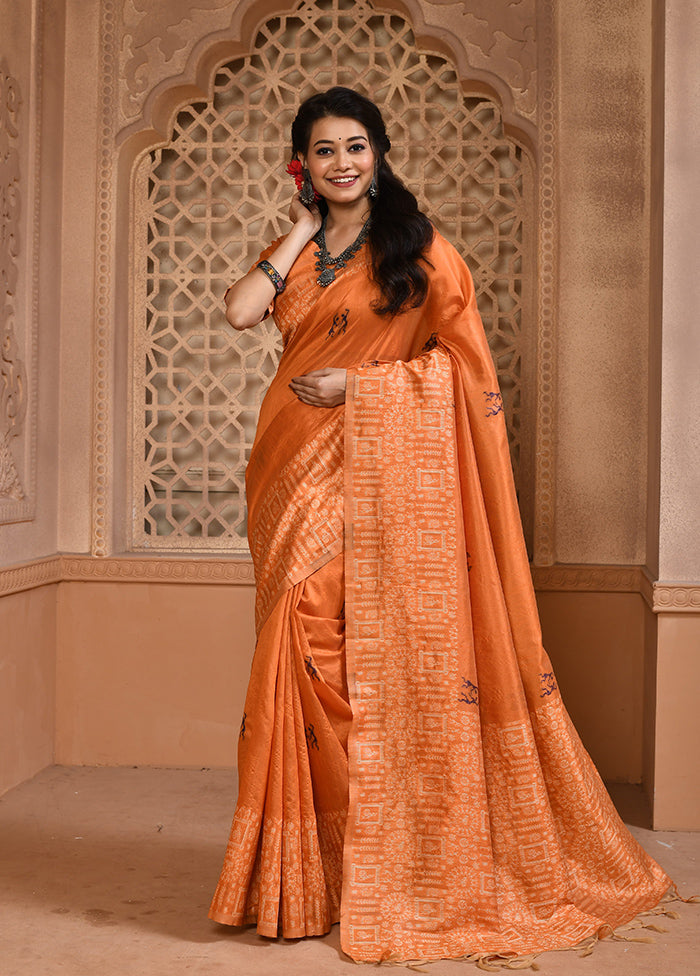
[209,555,351,937]
[247,412,345,635]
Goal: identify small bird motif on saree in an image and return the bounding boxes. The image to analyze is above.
[484,391,504,416]
[458,677,479,706]
[327,308,349,338]
[305,724,319,750]
[304,655,320,680]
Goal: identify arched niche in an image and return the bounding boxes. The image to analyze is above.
[117,0,538,553]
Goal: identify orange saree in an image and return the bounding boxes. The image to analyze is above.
[209,231,672,961]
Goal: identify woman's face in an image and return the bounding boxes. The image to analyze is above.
[301,116,375,205]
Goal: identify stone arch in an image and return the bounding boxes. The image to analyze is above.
[125,0,537,551]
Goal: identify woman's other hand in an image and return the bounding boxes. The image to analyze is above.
[290,367,347,407]
[289,193,322,237]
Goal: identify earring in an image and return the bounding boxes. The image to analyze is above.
[368,176,378,200]
[300,168,316,206]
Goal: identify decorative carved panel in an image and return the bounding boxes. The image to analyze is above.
[0,61,26,503]
[0,43,39,525]
[130,0,535,552]
[120,0,236,129]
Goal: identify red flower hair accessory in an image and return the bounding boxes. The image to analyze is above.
[286,160,321,201]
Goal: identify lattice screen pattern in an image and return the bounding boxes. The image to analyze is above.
[133,0,533,551]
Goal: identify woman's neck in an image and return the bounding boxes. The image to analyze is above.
[324,199,371,233]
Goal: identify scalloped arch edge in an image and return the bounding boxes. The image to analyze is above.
[115,0,538,160]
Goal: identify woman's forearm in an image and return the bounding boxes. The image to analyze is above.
[225,219,318,331]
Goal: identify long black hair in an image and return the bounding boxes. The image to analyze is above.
[290,87,434,317]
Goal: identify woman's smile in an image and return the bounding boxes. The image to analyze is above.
[325,174,361,192]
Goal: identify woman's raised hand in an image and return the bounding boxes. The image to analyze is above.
[289,367,347,407]
[223,193,322,331]
[289,193,322,238]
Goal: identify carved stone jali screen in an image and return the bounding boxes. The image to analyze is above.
[131,0,535,552]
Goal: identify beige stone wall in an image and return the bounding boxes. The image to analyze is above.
[555,0,653,565]
[56,0,100,556]
[0,0,698,825]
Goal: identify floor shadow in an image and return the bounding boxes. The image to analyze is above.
[606,782,653,829]
[0,767,242,945]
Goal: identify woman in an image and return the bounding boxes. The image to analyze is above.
[209,87,671,964]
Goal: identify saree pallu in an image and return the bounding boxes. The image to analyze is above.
[209,232,672,960]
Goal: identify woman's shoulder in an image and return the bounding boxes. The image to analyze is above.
[424,226,465,262]
[423,227,475,295]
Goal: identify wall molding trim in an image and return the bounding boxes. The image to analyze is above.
[0,553,255,596]
[653,584,700,614]
[0,554,62,596]
[531,564,644,593]
[532,564,700,614]
[2,556,699,613]
[90,0,118,556]
[532,0,557,565]
[61,554,256,586]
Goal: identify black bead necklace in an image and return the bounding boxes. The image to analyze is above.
[313,217,371,287]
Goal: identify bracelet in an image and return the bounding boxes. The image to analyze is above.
[256,259,286,295]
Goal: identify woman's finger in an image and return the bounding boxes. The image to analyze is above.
[289,381,320,396]
[295,392,329,405]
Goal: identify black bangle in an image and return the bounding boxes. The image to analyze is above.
[256,260,286,295]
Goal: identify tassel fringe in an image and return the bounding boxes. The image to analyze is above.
[664,884,700,905]
[360,888,698,971]
[371,953,541,972]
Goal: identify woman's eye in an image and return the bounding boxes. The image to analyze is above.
[349,143,367,152]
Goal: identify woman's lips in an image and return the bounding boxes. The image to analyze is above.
[327,175,359,186]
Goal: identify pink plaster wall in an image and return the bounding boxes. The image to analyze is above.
[55,581,256,767]
[649,0,700,828]
[659,0,700,582]
[652,614,700,829]
[0,586,56,795]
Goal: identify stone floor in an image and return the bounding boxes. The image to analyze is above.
[0,766,697,976]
